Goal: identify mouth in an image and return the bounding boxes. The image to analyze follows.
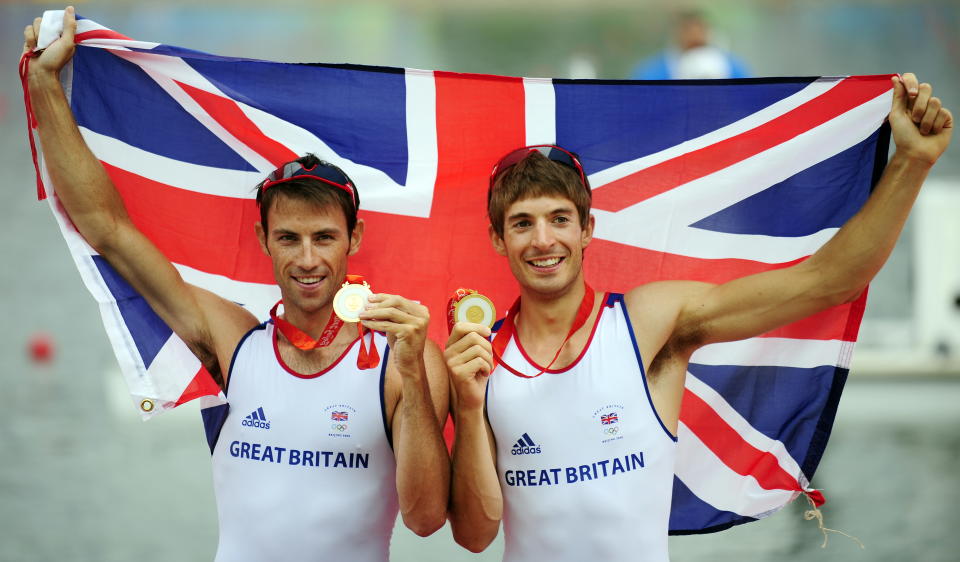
[526,256,565,272]
[291,275,326,289]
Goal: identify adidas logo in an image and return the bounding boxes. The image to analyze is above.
[510,433,541,456]
[241,406,271,430]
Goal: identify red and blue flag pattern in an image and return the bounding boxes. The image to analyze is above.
[31,13,893,534]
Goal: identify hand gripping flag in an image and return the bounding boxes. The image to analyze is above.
[25,11,892,534]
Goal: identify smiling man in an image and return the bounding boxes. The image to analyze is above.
[444,75,952,561]
[24,8,448,561]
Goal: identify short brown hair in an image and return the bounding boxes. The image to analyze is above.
[255,154,358,237]
[487,150,591,238]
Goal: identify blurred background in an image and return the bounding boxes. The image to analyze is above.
[1,0,957,560]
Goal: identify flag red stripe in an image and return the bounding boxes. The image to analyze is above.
[103,163,275,284]
[681,389,802,493]
[587,240,855,341]
[175,80,299,167]
[175,366,222,405]
[76,29,132,42]
[104,161,855,341]
[592,76,892,212]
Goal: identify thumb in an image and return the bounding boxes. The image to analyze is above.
[890,75,907,112]
[61,6,77,45]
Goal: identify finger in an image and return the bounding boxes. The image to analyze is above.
[33,17,41,41]
[62,6,77,45]
[912,83,932,123]
[931,107,953,136]
[920,97,942,135]
[890,75,907,111]
[900,72,919,97]
[444,333,492,366]
[453,356,492,379]
[445,324,492,353]
[450,342,493,368]
[23,25,36,54]
[447,322,491,344]
[366,293,427,318]
[359,305,422,328]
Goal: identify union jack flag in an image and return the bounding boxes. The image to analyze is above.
[331,411,349,422]
[600,413,619,425]
[29,12,891,534]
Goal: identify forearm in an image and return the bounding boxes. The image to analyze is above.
[394,362,449,537]
[449,405,502,552]
[28,69,130,250]
[807,152,932,301]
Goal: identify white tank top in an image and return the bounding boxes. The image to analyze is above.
[206,322,398,562]
[487,294,677,562]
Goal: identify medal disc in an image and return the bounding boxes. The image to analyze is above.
[333,283,372,323]
[454,293,496,328]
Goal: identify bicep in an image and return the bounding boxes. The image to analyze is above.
[677,261,837,348]
[99,223,255,368]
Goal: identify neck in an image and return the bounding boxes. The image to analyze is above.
[515,276,587,342]
[280,301,338,340]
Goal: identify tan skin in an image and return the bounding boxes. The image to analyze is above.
[25,7,449,538]
[446,74,953,551]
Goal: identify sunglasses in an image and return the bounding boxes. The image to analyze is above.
[260,160,359,209]
[489,145,588,192]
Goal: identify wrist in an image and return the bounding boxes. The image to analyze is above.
[889,148,938,170]
[27,67,63,93]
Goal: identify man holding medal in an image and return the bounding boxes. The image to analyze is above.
[23,8,449,561]
[444,75,952,560]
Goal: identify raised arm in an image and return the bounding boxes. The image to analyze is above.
[651,73,952,358]
[24,8,256,380]
[361,295,449,537]
[444,323,502,552]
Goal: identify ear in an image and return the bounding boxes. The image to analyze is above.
[348,218,365,256]
[254,222,270,256]
[489,223,507,256]
[581,213,595,249]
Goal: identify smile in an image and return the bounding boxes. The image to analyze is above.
[292,275,324,286]
[527,257,564,268]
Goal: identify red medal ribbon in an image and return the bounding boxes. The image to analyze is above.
[270,300,344,350]
[269,274,380,369]
[18,51,46,201]
[491,282,596,379]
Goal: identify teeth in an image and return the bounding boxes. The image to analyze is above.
[530,257,561,267]
[296,276,321,284]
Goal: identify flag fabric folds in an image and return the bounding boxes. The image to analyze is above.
[31,11,892,534]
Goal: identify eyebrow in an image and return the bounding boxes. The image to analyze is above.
[507,206,575,222]
[271,227,342,236]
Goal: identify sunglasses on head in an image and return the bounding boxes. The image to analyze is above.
[260,160,359,209]
[489,145,588,192]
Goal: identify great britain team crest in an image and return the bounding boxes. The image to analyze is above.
[324,404,357,438]
[592,404,625,444]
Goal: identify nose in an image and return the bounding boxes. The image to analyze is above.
[296,240,321,270]
[531,220,555,250]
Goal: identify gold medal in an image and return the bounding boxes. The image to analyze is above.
[333,280,373,323]
[454,293,496,328]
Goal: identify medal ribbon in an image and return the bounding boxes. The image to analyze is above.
[269,274,379,369]
[18,51,46,200]
[491,282,596,379]
[345,274,380,370]
[270,301,344,350]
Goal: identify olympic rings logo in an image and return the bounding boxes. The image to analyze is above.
[331,424,348,432]
[603,427,620,435]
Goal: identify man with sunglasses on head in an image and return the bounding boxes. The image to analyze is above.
[445,74,952,561]
[23,8,448,561]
